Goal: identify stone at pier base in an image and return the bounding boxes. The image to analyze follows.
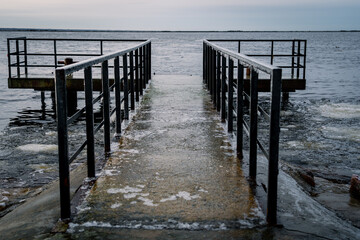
[350,174,360,200]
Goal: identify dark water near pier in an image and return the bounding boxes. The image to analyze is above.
[0,31,359,211]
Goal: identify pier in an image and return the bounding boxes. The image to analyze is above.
[2,37,359,239]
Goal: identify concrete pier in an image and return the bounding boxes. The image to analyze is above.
[0,75,359,239]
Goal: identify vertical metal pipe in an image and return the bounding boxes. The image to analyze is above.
[267,68,282,225]
[102,60,111,153]
[139,47,144,96]
[24,38,28,77]
[216,52,221,112]
[7,39,11,78]
[84,66,95,178]
[16,40,20,77]
[135,49,140,101]
[54,40,58,69]
[203,42,206,82]
[212,49,216,106]
[291,40,295,79]
[271,41,274,65]
[209,48,213,99]
[123,54,129,119]
[297,40,301,79]
[114,56,122,137]
[303,40,307,79]
[129,51,135,110]
[228,58,234,132]
[100,41,103,55]
[221,55,226,122]
[55,68,70,220]
[238,41,241,53]
[149,42,152,79]
[237,63,244,159]
[249,69,258,179]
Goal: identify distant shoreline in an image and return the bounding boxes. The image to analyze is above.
[0,28,359,33]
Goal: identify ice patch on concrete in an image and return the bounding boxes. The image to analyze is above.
[16,144,58,153]
[111,203,122,209]
[319,103,360,119]
[107,186,143,194]
[160,191,201,202]
[137,197,158,207]
[103,169,120,176]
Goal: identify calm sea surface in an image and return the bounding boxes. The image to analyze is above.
[0,31,359,191]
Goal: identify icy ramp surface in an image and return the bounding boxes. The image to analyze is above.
[71,75,264,232]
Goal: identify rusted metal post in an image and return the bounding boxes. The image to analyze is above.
[84,66,95,178]
[237,62,244,159]
[221,55,226,122]
[129,51,135,110]
[249,69,258,179]
[267,68,282,225]
[55,68,70,220]
[123,54,129,119]
[102,60,111,153]
[228,57,234,132]
[114,56,122,137]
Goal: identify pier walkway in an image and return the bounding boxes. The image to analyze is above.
[66,74,264,235]
[0,75,359,239]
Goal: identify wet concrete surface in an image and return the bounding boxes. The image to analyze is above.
[68,75,265,234]
[2,75,359,239]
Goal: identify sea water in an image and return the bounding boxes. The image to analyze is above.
[0,30,359,193]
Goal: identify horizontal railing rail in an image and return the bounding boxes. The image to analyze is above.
[55,39,151,220]
[203,39,281,225]
[207,39,306,80]
[7,37,148,78]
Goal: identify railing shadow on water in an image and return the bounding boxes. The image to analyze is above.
[203,39,282,225]
[55,39,151,220]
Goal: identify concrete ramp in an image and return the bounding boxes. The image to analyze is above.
[69,75,264,233]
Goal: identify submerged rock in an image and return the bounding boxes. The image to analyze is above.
[350,175,360,200]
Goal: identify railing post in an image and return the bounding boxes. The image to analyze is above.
[249,68,258,179]
[123,54,129,119]
[55,68,70,220]
[216,52,221,112]
[149,42,152,80]
[24,38,28,77]
[16,40,20,78]
[270,41,274,65]
[102,60,111,153]
[303,40,307,79]
[228,57,234,132]
[54,40,58,69]
[135,49,140,101]
[297,40,301,79]
[267,68,282,225]
[221,55,227,122]
[114,56,122,137]
[7,39,11,78]
[237,63,244,159]
[130,51,135,110]
[203,42,206,82]
[291,40,295,79]
[139,47,144,96]
[212,49,217,106]
[84,66,95,178]
[144,45,148,85]
[209,48,214,101]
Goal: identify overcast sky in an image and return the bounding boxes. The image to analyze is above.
[0,0,359,31]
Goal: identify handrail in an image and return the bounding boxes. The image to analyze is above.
[203,40,281,225]
[207,39,306,79]
[55,39,151,220]
[7,37,148,78]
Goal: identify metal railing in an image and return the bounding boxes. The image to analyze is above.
[207,39,306,80]
[7,37,148,78]
[203,40,281,225]
[55,39,151,220]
